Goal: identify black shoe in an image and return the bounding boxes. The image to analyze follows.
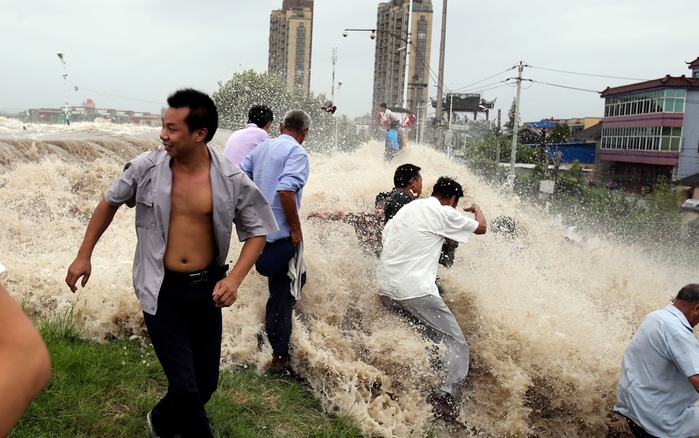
[146,410,160,438]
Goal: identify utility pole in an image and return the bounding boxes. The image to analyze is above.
[57,52,69,125]
[402,0,412,109]
[331,47,337,102]
[434,0,447,150]
[495,108,501,164]
[331,47,338,150]
[508,61,524,190]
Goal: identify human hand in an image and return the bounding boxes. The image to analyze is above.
[212,275,240,308]
[463,203,481,213]
[291,228,303,247]
[65,257,92,292]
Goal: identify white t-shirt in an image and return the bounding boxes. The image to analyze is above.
[377,197,479,300]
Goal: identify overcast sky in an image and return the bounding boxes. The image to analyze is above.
[1,0,696,123]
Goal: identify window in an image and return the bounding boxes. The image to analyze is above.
[418,23,427,31]
[420,15,426,20]
[417,40,426,48]
[601,125,682,152]
[417,32,426,39]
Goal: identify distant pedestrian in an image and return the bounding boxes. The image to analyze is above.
[223,105,274,166]
[379,103,405,148]
[384,123,400,161]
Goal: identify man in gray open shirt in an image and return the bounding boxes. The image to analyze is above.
[615,284,699,437]
[66,88,278,438]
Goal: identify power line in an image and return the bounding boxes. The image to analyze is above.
[66,77,163,106]
[527,65,651,82]
[452,67,516,93]
[527,79,600,94]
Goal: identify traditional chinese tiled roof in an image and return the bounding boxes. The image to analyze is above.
[687,57,699,68]
[600,75,699,97]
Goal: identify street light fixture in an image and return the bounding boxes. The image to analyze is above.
[342,27,411,109]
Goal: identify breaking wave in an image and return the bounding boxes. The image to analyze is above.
[0,117,691,437]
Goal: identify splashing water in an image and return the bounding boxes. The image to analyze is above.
[0,117,691,437]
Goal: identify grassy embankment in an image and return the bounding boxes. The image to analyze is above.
[9,308,363,438]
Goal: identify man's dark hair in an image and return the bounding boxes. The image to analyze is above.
[431,177,464,203]
[166,88,218,142]
[375,192,390,207]
[248,105,274,129]
[380,103,387,109]
[393,164,421,188]
[676,284,699,304]
[282,109,311,133]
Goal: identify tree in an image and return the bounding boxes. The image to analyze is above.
[503,98,518,138]
[214,70,295,131]
[547,123,570,144]
[213,70,362,154]
[463,127,503,162]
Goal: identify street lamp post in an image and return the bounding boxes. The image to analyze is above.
[434,0,448,150]
[334,81,342,151]
[56,51,69,125]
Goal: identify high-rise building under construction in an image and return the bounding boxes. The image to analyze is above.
[372,0,433,122]
[268,0,314,96]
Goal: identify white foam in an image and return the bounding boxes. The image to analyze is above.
[0,122,690,436]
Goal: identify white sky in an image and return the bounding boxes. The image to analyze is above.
[1,0,696,123]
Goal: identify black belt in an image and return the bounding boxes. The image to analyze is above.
[164,265,229,286]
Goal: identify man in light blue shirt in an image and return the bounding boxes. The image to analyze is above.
[615,284,699,438]
[241,109,310,374]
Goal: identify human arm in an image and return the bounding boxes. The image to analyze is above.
[689,375,699,393]
[463,203,487,235]
[279,190,303,246]
[212,235,266,308]
[65,197,119,292]
[239,152,254,178]
[0,281,51,437]
[307,210,347,221]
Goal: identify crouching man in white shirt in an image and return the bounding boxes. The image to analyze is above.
[377,176,486,422]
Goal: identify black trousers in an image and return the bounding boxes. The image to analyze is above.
[624,417,658,438]
[256,238,305,355]
[143,269,225,438]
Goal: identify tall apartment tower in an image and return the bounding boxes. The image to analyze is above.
[268,0,314,95]
[372,0,433,121]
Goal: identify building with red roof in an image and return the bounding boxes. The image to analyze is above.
[597,58,699,192]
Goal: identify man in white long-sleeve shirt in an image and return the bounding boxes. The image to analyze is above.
[377,176,486,422]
